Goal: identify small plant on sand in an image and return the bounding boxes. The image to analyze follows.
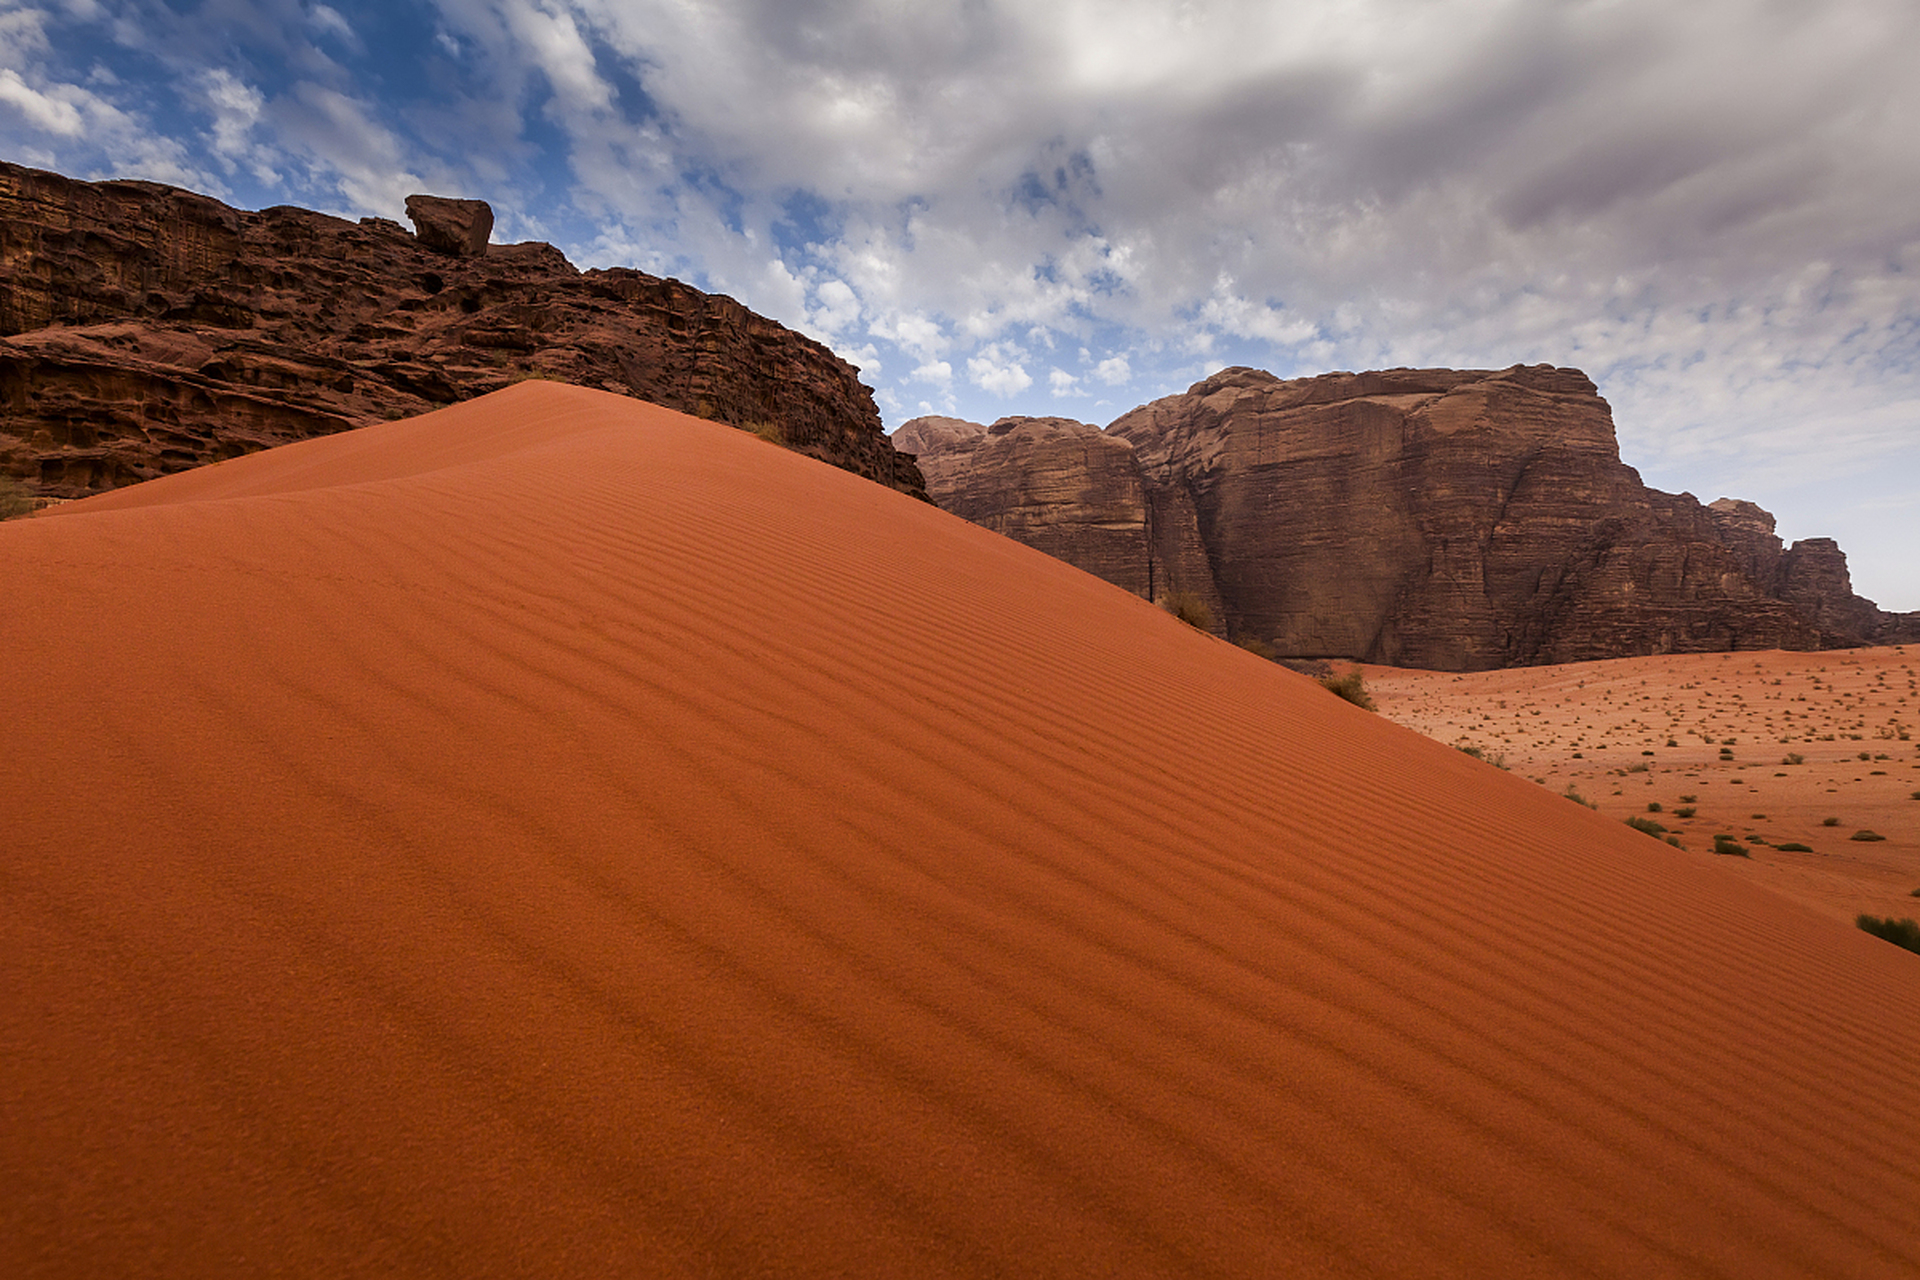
[1162,591,1214,631]
[746,419,788,445]
[1856,915,1920,955]
[1782,753,1804,765]
[0,473,34,520]
[1850,830,1887,843]
[1319,670,1375,711]
[1711,834,1750,858]
[1776,842,1813,853]
[1562,786,1599,811]
[1822,816,1841,827]
[1234,635,1279,661]
[1625,815,1667,837]
[1675,806,1696,819]
[1647,801,1663,813]
[1680,794,1697,803]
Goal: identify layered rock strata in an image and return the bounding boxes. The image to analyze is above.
[902,365,1915,668]
[0,161,923,500]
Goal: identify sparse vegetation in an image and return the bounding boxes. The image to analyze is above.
[1680,794,1697,803]
[0,474,34,521]
[1162,591,1214,631]
[1782,753,1804,765]
[1625,815,1667,837]
[1234,635,1278,660]
[1711,834,1750,858]
[1850,830,1887,843]
[1856,915,1920,954]
[1822,816,1841,827]
[1675,806,1696,819]
[1457,744,1507,769]
[746,419,787,445]
[1647,801,1663,813]
[1563,786,1598,810]
[1320,670,1375,711]
[1776,842,1813,852]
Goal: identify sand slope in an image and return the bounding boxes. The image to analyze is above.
[3,382,1917,1278]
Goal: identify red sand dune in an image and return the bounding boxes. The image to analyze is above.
[4,382,1918,1277]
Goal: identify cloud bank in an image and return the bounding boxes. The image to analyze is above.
[4,0,1918,605]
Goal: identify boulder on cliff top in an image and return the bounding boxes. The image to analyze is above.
[404,194,493,257]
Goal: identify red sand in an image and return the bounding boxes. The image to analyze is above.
[4,382,1917,1277]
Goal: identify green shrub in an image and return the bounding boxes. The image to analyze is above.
[1822,816,1841,827]
[1162,591,1214,631]
[1711,834,1750,857]
[1850,830,1887,842]
[1775,842,1813,852]
[1675,806,1696,819]
[1319,670,1375,711]
[1563,786,1598,811]
[1625,815,1667,837]
[1856,915,1920,954]
[1647,801,1663,813]
[0,473,34,521]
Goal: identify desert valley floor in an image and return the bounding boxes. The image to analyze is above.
[3,382,1918,1278]
[1366,650,1920,928]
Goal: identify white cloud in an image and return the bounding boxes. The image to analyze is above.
[967,344,1033,397]
[1092,355,1130,386]
[911,360,952,386]
[1049,367,1079,396]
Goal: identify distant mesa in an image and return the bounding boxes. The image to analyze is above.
[900,364,1919,669]
[0,160,924,501]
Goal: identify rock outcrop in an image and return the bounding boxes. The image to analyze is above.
[0,160,924,501]
[903,365,1915,668]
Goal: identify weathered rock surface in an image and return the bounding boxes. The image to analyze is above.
[0,161,924,501]
[905,365,1915,668]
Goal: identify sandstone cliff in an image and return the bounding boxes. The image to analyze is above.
[902,365,1914,668]
[0,161,923,501]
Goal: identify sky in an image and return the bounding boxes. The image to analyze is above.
[4,0,1918,609]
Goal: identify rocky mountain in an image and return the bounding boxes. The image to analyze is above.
[0,161,923,502]
[899,365,1917,669]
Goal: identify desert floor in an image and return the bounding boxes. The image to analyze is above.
[5,384,1918,1277]
[1364,648,1920,927]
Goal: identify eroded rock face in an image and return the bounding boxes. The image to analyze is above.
[895,412,1225,629]
[403,195,493,257]
[0,161,924,501]
[906,364,1909,668]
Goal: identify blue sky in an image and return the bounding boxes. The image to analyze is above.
[5,0,1919,608]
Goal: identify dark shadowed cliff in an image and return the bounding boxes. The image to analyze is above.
[0,161,923,501]
[901,365,1917,669]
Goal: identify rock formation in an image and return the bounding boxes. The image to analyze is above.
[901,365,1917,668]
[0,160,924,501]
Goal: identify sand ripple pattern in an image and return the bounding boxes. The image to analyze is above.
[3,383,1917,1277]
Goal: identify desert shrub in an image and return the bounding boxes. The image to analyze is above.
[1850,830,1887,843]
[1625,815,1667,837]
[1822,816,1841,827]
[1675,806,1696,819]
[1563,786,1598,810]
[1162,591,1214,631]
[1665,836,1683,848]
[746,420,787,445]
[1856,915,1920,954]
[1858,751,1873,761]
[1625,762,1649,773]
[1776,842,1813,852]
[1666,737,1679,747]
[1647,801,1663,813]
[1718,748,1735,759]
[1234,635,1278,660]
[1910,790,1920,801]
[1680,794,1697,803]
[1711,834,1750,857]
[1320,670,1375,711]
[0,474,34,520]
[1782,753,1804,765]
[1641,750,1655,756]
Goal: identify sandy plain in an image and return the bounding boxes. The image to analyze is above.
[3,381,1918,1278]
[1364,650,1920,928]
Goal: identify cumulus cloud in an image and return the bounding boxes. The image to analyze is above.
[2,0,1917,603]
[967,343,1033,398]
